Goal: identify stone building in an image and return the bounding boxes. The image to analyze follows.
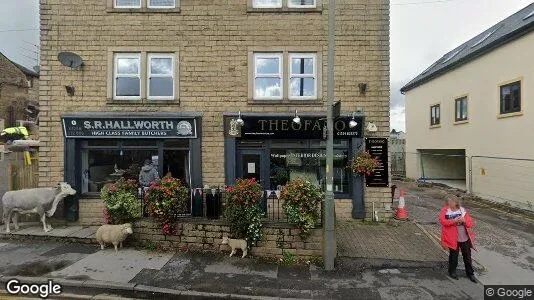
[39,0,390,225]
[0,52,39,128]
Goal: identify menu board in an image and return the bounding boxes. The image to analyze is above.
[365,138,389,187]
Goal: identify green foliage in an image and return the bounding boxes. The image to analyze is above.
[144,177,189,235]
[280,251,296,265]
[101,178,141,224]
[280,178,323,240]
[223,178,264,248]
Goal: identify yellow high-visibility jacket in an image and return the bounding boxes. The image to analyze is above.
[0,126,29,139]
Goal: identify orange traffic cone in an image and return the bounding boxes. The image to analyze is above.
[395,189,409,220]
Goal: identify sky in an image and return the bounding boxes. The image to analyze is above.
[0,0,533,132]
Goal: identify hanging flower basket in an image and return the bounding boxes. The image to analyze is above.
[347,151,380,176]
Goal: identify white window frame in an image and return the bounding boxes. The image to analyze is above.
[288,53,317,100]
[114,0,141,8]
[147,53,175,100]
[253,53,283,100]
[288,0,317,8]
[252,0,282,8]
[114,53,141,100]
[147,0,176,9]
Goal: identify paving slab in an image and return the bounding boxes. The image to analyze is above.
[204,257,278,279]
[10,226,48,236]
[48,248,174,283]
[336,221,446,263]
[47,226,85,237]
[67,226,99,239]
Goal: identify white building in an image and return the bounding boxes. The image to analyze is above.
[401,3,534,211]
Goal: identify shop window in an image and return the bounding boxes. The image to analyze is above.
[252,0,317,8]
[269,141,349,194]
[81,140,189,194]
[114,53,141,100]
[113,0,178,9]
[500,81,521,114]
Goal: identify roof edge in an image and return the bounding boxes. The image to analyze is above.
[400,21,534,93]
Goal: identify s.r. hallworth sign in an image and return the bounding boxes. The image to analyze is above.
[225,115,363,139]
[62,117,197,139]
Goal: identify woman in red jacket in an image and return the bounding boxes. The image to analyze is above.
[439,196,477,283]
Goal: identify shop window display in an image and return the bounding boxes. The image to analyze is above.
[80,140,190,194]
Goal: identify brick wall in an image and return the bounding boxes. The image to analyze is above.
[133,218,322,259]
[40,0,391,220]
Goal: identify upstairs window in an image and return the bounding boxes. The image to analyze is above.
[289,53,317,100]
[500,81,521,114]
[114,0,141,8]
[288,0,316,8]
[430,104,440,126]
[455,96,468,122]
[148,0,175,8]
[114,53,141,100]
[253,0,282,8]
[148,54,175,100]
[254,53,283,100]
[252,0,317,9]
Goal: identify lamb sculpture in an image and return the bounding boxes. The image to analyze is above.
[221,236,248,258]
[95,223,133,252]
[2,182,77,233]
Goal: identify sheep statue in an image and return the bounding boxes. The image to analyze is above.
[2,182,77,233]
[95,223,133,252]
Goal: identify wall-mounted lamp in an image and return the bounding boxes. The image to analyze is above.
[236,111,244,126]
[349,112,358,128]
[292,110,301,124]
[358,83,368,95]
[65,85,75,97]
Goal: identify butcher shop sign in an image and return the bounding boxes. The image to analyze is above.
[62,117,197,139]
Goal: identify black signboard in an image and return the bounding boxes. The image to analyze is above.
[62,117,197,139]
[365,138,389,187]
[224,115,363,139]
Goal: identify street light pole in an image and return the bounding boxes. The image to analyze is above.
[323,0,336,271]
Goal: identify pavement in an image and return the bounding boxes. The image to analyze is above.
[0,240,483,299]
[395,180,534,286]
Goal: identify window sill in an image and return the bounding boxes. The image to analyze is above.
[429,124,441,129]
[248,99,323,106]
[247,7,322,13]
[498,111,523,119]
[106,7,181,13]
[107,99,180,105]
[454,120,469,125]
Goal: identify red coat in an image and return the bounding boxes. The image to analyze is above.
[439,206,476,250]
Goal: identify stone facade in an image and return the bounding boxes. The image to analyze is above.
[133,219,322,259]
[39,1,391,221]
[0,53,38,127]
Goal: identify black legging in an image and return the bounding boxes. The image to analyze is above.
[449,240,474,276]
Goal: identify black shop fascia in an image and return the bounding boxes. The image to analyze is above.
[61,112,203,200]
[223,112,366,219]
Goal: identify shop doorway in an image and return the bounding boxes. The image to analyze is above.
[236,149,267,189]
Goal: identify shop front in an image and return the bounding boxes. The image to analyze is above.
[223,113,366,219]
[61,113,202,220]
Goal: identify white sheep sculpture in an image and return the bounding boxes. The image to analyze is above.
[95,223,133,252]
[2,182,77,233]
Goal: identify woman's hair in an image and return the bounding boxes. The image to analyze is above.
[447,195,461,208]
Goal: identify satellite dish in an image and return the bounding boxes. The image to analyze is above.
[57,52,84,69]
